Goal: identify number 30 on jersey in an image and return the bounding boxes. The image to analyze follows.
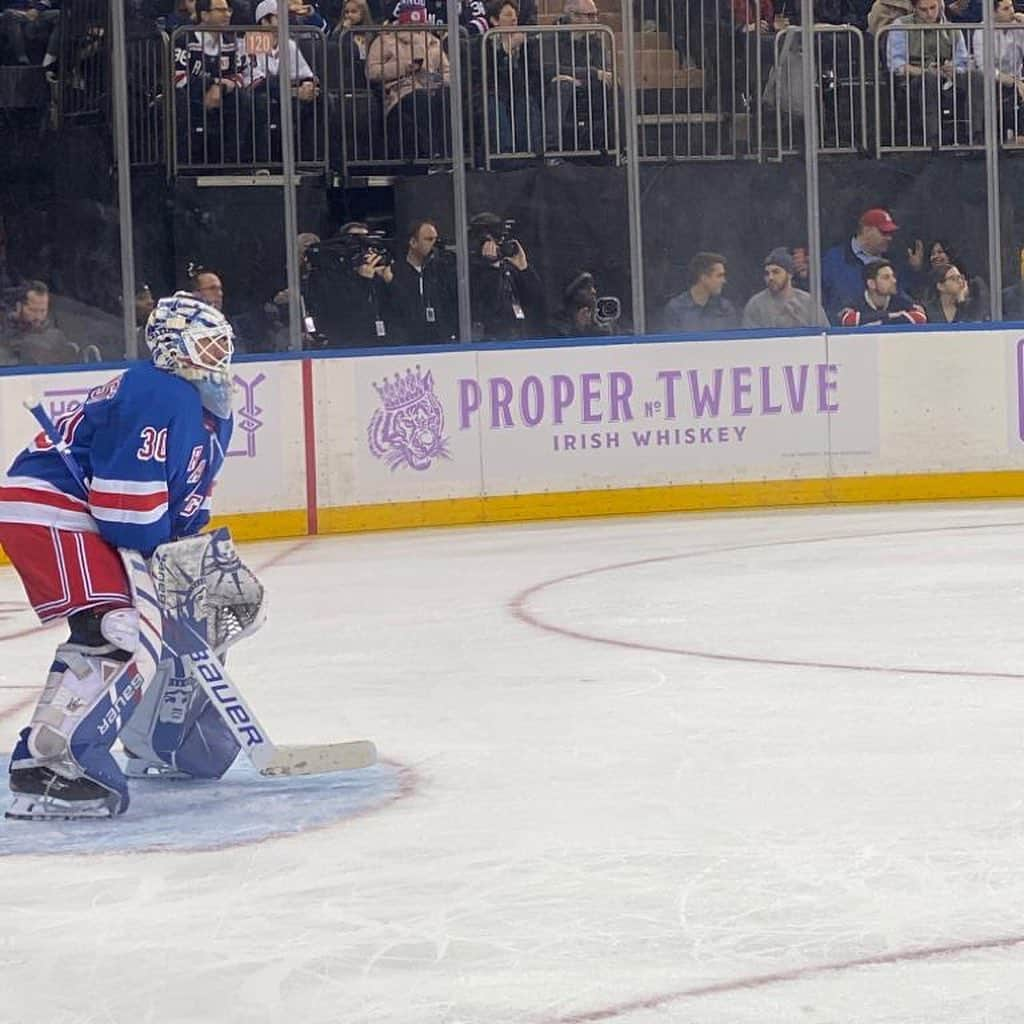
[137,427,168,462]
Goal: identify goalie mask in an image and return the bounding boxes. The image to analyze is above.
[145,292,235,418]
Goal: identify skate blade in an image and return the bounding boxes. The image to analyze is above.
[5,794,116,821]
[124,759,193,781]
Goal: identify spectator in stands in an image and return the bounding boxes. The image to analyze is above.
[540,0,617,161]
[839,260,927,326]
[467,211,543,340]
[659,252,739,333]
[742,247,829,328]
[945,0,982,23]
[304,222,396,346]
[189,265,225,310]
[287,0,329,31]
[484,0,544,159]
[186,263,261,348]
[365,0,451,164]
[164,0,198,32]
[916,238,988,311]
[729,0,781,106]
[0,0,59,67]
[923,262,987,322]
[884,0,983,147]
[821,207,905,319]
[173,0,251,165]
[868,0,911,36]
[973,0,1024,141]
[790,244,810,292]
[389,218,457,343]
[0,281,78,365]
[333,0,376,89]
[245,0,321,161]
[380,0,528,34]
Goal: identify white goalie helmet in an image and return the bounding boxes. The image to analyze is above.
[145,291,235,417]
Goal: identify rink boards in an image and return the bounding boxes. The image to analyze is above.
[3,323,1024,558]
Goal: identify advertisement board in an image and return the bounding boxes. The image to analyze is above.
[4,324,1024,557]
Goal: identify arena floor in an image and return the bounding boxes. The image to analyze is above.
[3,501,1024,1023]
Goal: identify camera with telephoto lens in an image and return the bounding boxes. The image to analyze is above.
[497,220,519,259]
[306,231,393,275]
[350,230,394,269]
[594,295,621,328]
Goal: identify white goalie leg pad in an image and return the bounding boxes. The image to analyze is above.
[8,556,164,819]
[18,644,137,774]
[121,530,263,779]
[9,641,152,817]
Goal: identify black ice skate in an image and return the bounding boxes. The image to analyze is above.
[6,766,119,820]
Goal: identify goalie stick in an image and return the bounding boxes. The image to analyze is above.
[24,399,376,778]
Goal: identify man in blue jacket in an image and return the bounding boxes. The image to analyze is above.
[821,208,906,320]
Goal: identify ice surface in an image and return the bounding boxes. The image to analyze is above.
[2,502,1024,1024]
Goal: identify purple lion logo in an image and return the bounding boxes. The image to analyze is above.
[368,366,449,471]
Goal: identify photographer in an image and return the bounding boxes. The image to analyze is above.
[389,219,457,344]
[305,222,395,347]
[552,271,621,337]
[468,211,543,341]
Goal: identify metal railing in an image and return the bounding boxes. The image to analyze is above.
[55,0,109,127]
[127,30,170,170]
[972,20,1024,145]
[479,24,620,170]
[770,24,866,159]
[170,24,328,176]
[631,0,765,162]
[337,24,468,176]
[55,7,1024,176]
[875,21,983,154]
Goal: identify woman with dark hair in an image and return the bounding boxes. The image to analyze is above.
[921,240,989,319]
[925,258,987,321]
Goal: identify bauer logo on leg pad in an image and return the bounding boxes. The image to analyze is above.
[95,668,144,738]
[191,651,264,748]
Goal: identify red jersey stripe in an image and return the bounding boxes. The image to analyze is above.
[0,485,90,512]
[89,487,169,514]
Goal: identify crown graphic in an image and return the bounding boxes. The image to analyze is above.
[373,366,433,410]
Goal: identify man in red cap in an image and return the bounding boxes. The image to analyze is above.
[821,207,915,320]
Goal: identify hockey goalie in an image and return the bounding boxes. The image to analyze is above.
[0,293,265,819]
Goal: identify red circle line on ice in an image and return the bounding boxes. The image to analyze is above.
[510,518,1024,680]
[533,933,1024,1023]
[513,518,1024,1021]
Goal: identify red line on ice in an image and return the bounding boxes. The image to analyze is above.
[510,520,1024,681]
[535,934,1024,1022]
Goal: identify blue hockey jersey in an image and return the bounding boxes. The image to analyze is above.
[0,363,233,558]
